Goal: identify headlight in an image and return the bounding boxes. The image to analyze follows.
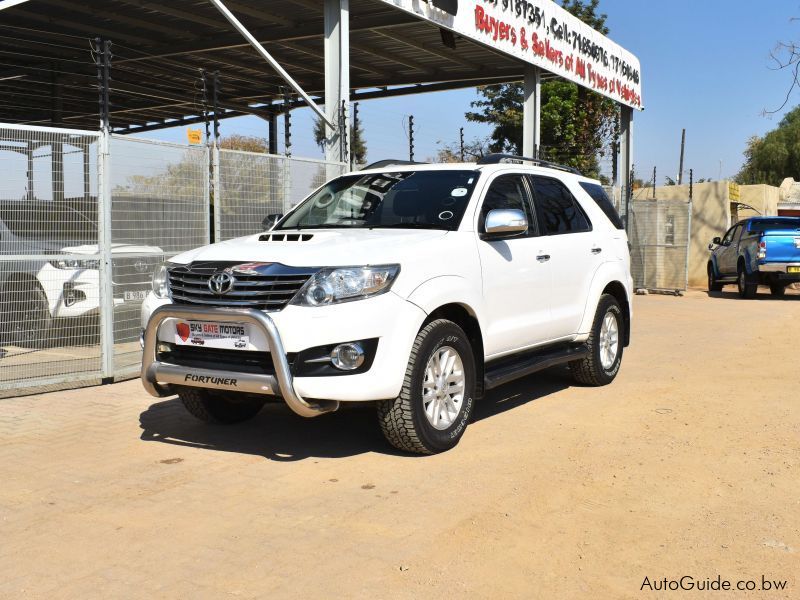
[152,263,171,299]
[50,258,99,270]
[292,265,400,307]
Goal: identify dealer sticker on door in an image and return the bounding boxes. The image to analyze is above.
[175,321,249,349]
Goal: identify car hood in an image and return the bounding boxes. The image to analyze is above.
[171,229,451,267]
[61,242,164,255]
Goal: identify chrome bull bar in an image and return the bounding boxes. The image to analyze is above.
[141,305,339,418]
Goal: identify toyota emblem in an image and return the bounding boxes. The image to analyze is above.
[208,271,235,295]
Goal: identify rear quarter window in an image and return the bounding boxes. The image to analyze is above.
[579,182,624,230]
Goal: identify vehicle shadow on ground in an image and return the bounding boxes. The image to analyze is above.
[138,369,571,461]
[706,289,800,301]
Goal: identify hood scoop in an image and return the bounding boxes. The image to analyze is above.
[259,233,314,242]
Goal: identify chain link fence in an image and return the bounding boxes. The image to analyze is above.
[109,136,210,376]
[628,199,692,292]
[0,123,345,396]
[0,124,102,392]
[216,151,344,241]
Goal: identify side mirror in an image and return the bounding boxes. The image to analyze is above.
[712,236,722,245]
[483,208,528,239]
[262,213,283,231]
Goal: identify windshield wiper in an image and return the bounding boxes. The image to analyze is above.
[369,223,446,230]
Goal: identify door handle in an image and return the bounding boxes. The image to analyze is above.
[536,254,550,262]
[591,247,603,254]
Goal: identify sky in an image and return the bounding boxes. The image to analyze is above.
[143,0,800,184]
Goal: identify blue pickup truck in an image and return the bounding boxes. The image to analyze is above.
[708,216,800,298]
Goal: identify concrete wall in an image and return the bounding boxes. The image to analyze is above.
[737,184,781,220]
[633,181,730,288]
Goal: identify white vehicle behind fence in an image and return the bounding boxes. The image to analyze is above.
[140,155,633,454]
[0,201,162,348]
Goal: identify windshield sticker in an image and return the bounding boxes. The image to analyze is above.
[438,210,454,220]
[467,178,474,184]
[451,187,468,197]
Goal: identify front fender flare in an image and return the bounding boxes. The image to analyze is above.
[405,275,485,328]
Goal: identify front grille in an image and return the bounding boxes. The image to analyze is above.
[168,261,315,311]
[159,345,297,376]
[113,256,162,287]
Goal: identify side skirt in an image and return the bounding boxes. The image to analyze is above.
[484,343,589,391]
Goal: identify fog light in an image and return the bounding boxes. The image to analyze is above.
[330,342,365,371]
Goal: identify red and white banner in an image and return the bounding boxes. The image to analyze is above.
[376,0,643,110]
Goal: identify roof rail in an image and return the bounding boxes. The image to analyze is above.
[477,153,581,175]
[361,159,427,170]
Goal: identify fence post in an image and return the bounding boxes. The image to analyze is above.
[203,145,211,246]
[685,198,693,291]
[283,156,292,215]
[97,129,115,380]
[212,143,221,242]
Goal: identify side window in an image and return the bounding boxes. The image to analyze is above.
[530,176,591,235]
[479,174,535,234]
[721,224,740,246]
[579,182,624,229]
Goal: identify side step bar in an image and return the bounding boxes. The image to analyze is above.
[484,344,588,391]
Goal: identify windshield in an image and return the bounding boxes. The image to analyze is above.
[276,170,480,231]
[748,218,800,233]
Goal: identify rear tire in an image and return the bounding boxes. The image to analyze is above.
[737,264,757,299]
[377,319,476,455]
[770,283,787,297]
[177,386,265,424]
[570,294,624,387]
[0,281,53,349]
[707,263,723,292]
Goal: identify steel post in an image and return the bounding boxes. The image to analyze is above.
[523,65,541,158]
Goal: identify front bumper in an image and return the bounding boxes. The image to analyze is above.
[141,305,338,418]
[141,292,427,412]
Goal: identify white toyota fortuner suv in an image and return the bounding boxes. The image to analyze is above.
[141,155,633,454]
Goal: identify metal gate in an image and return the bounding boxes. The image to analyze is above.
[628,199,692,292]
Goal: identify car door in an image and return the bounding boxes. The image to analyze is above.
[716,224,741,276]
[529,174,600,340]
[476,173,552,356]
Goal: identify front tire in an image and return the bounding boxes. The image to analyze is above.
[177,386,265,424]
[377,319,476,455]
[570,294,624,386]
[737,265,757,299]
[770,283,786,297]
[0,281,53,348]
[707,263,723,292]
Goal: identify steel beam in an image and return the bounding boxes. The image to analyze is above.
[324,0,349,163]
[208,0,333,128]
[617,104,634,230]
[523,65,541,157]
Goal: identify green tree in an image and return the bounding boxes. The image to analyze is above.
[433,136,491,163]
[314,116,367,165]
[465,0,617,178]
[736,106,800,185]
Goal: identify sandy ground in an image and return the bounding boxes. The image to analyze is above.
[0,289,798,599]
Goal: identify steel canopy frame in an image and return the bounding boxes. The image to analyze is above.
[208,0,334,130]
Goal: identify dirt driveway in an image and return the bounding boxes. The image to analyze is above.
[1,290,798,599]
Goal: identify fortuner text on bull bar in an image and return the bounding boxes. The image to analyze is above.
[141,304,339,417]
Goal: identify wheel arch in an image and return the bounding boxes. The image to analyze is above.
[577,262,632,347]
[423,302,485,399]
[600,281,631,347]
[0,270,48,299]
